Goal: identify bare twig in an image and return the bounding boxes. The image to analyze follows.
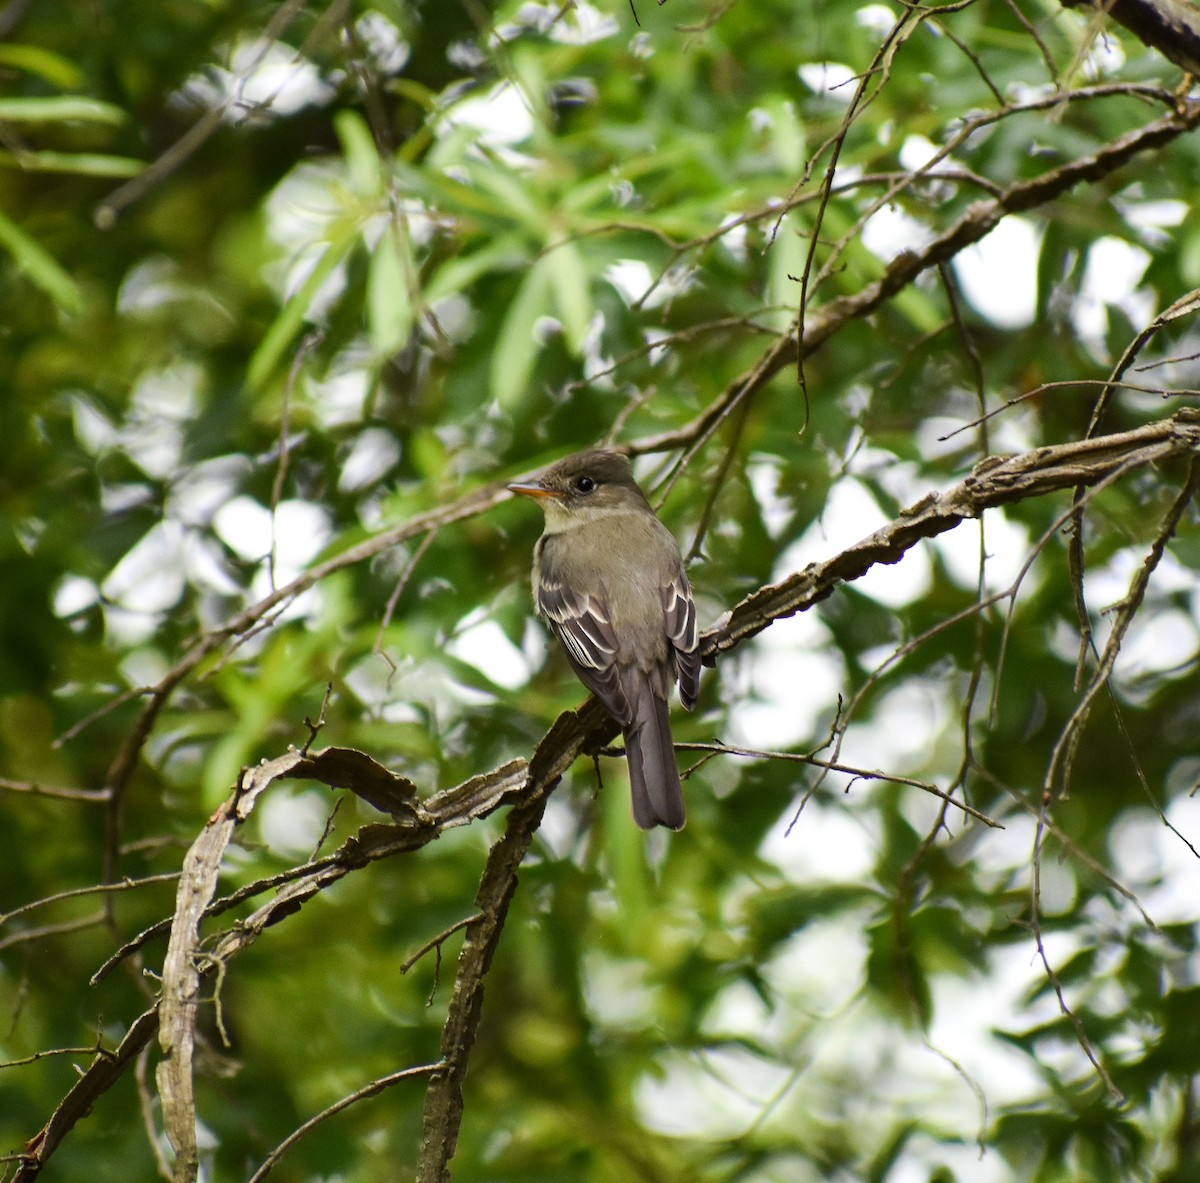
[248,1061,446,1183]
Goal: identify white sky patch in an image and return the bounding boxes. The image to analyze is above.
[53,574,99,618]
[445,608,533,690]
[604,257,652,304]
[915,415,975,464]
[761,798,876,884]
[643,327,672,366]
[338,427,401,493]
[857,4,898,35]
[718,211,748,262]
[167,454,252,527]
[774,476,932,609]
[265,160,342,254]
[71,394,118,454]
[102,522,187,615]
[1116,196,1187,248]
[344,654,423,724]
[729,611,844,749]
[258,788,331,856]
[898,134,940,172]
[775,477,885,573]
[746,456,794,540]
[927,951,1054,1107]
[605,258,691,311]
[1111,798,1200,925]
[1113,609,1200,681]
[186,537,245,599]
[798,61,857,102]
[862,203,934,262]
[914,411,1041,467]
[849,447,924,507]
[581,310,615,385]
[582,951,659,1028]
[262,161,353,320]
[764,915,871,1018]
[1081,30,1126,78]
[443,82,533,147]
[101,522,189,643]
[1088,544,1198,608]
[182,38,334,121]
[305,352,373,428]
[547,0,619,44]
[213,495,275,560]
[354,10,410,75]
[1072,235,1154,357]
[271,500,333,572]
[933,508,1035,597]
[700,977,773,1043]
[117,254,228,318]
[114,364,201,479]
[635,1046,797,1139]
[851,531,932,608]
[953,216,1041,329]
[840,678,954,772]
[212,497,331,582]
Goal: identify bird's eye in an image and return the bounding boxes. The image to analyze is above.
[574,475,596,494]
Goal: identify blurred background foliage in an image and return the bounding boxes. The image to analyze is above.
[3,0,1200,1180]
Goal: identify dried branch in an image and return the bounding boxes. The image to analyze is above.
[675,741,1002,827]
[17,405,1200,1178]
[247,1061,446,1183]
[416,703,604,1182]
[706,409,1200,658]
[14,1008,161,1183]
[1061,0,1200,75]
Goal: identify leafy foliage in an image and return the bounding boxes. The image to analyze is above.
[3,2,1200,1181]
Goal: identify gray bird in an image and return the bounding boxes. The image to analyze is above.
[509,450,701,829]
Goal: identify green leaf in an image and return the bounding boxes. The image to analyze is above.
[544,238,591,353]
[865,913,933,1030]
[334,109,381,199]
[767,212,807,329]
[367,222,416,356]
[469,157,546,234]
[0,44,83,89]
[0,207,81,312]
[424,236,526,304]
[247,227,358,391]
[0,96,125,124]
[490,255,554,407]
[0,149,141,177]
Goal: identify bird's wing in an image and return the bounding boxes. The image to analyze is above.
[537,574,633,726]
[661,570,701,710]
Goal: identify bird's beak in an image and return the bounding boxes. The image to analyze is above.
[507,480,559,500]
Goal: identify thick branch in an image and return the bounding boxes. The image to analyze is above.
[17,410,1200,1179]
[1062,0,1200,75]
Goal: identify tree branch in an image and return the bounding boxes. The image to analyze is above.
[16,407,1200,1178]
[1062,0,1200,75]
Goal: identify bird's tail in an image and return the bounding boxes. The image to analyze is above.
[625,678,685,830]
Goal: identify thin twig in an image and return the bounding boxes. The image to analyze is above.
[247,1061,447,1183]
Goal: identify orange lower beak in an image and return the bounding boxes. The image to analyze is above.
[507,481,559,500]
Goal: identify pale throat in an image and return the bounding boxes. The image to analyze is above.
[538,499,639,535]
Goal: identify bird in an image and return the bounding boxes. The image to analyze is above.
[508,449,701,829]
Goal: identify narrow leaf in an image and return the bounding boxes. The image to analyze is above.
[0,207,82,312]
[247,231,356,391]
[544,238,591,353]
[490,256,553,408]
[367,223,415,356]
